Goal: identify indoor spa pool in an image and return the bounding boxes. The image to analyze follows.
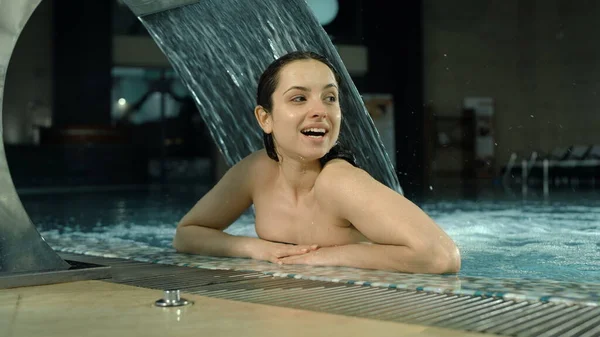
[20,185,600,307]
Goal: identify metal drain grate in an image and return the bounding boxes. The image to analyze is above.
[58,253,269,289]
[61,253,600,337]
[189,278,600,337]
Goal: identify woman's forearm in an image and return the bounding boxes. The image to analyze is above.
[172,225,263,258]
[320,243,419,272]
[282,243,459,274]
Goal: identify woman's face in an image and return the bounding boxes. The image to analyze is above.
[259,59,341,162]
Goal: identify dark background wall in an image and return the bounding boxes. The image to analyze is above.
[52,0,113,127]
[7,0,598,198]
[361,1,424,199]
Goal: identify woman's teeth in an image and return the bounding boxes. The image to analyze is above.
[301,128,327,137]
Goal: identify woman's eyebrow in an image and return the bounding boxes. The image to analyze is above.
[283,83,338,95]
[283,86,309,94]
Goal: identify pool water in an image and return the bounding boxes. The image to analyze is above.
[21,186,600,284]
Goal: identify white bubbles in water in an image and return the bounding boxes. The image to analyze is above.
[423,200,600,282]
[224,214,258,237]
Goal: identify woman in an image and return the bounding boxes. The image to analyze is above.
[173,51,461,274]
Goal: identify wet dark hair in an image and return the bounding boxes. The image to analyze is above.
[256,50,358,167]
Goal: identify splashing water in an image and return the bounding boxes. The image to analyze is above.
[135,0,402,194]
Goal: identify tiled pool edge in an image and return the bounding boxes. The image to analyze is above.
[48,242,600,308]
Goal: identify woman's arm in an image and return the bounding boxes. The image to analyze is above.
[173,151,317,261]
[277,243,438,272]
[175,226,316,263]
[173,151,256,256]
[289,160,461,274]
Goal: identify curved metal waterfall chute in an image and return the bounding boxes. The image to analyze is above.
[121,0,403,195]
[0,0,70,273]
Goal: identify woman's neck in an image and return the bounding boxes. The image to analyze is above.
[276,156,321,201]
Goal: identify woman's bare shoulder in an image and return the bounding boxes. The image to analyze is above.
[322,158,366,175]
[315,159,368,194]
[245,149,276,170]
[240,149,277,184]
[237,149,269,166]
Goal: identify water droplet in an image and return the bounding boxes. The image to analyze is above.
[429,185,433,190]
[530,115,534,118]
[443,53,447,57]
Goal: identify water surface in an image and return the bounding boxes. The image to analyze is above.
[23,187,600,283]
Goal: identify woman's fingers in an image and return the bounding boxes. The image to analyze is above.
[278,254,304,263]
[283,246,307,257]
[274,244,318,258]
[289,245,319,256]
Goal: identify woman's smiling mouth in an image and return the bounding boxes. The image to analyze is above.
[301,127,328,138]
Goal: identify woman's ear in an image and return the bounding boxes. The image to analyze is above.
[254,105,273,134]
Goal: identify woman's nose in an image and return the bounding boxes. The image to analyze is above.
[311,110,326,118]
[309,102,327,118]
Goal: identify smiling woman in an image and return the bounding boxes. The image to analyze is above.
[173,51,461,274]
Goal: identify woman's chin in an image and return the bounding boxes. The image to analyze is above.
[278,141,334,163]
[297,149,331,162]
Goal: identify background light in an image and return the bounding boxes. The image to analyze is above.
[305,0,339,26]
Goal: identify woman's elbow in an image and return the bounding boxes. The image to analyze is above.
[172,226,190,253]
[407,242,461,274]
[172,237,184,253]
[428,245,461,274]
[172,239,185,253]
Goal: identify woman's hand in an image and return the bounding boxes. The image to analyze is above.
[277,250,322,266]
[277,246,336,267]
[251,241,319,264]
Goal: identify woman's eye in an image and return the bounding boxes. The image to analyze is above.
[292,96,306,102]
[325,96,337,103]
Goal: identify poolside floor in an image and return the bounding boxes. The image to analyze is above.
[1,280,495,337]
